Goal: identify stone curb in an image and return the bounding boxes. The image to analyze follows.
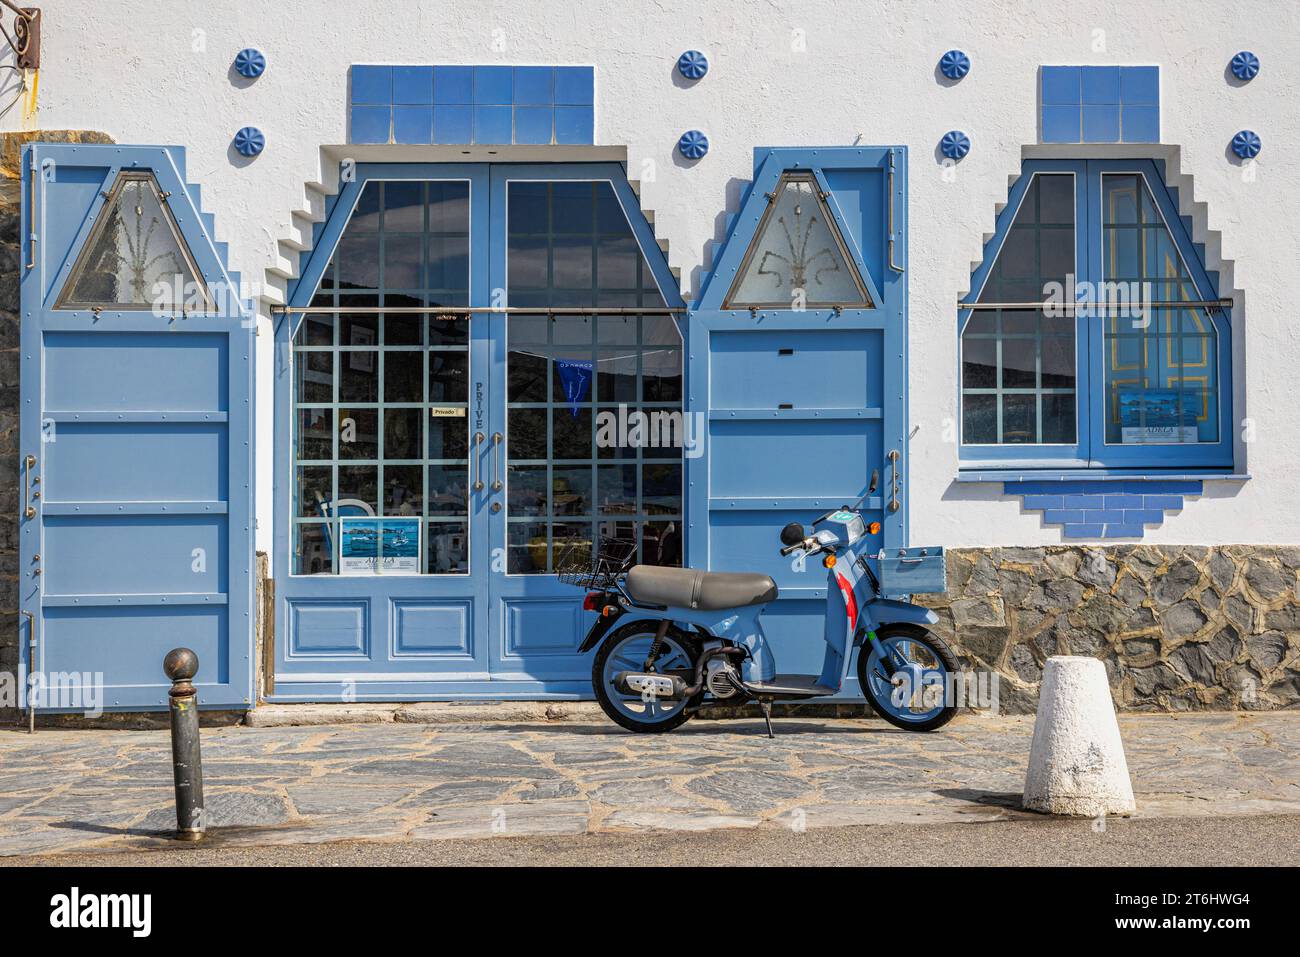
[244,701,607,727]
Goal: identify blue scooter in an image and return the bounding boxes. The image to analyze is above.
[567,476,959,736]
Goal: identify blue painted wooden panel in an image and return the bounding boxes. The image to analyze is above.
[710,420,881,497]
[391,600,473,657]
[502,598,587,660]
[45,423,227,502]
[20,144,255,712]
[709,329,883,409]
[287,600,369,657]
[41,606,230,708]
[44,332,228,411]
[43,515,227,596]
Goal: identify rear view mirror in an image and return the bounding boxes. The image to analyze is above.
[780,522,806,547]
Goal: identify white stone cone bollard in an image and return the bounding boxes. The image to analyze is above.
[1023,656,1136,816]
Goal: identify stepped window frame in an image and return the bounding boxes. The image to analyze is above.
[958,158,1233,473]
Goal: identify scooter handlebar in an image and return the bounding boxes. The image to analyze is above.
[779,538,819,557]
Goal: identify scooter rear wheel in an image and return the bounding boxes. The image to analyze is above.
[593,621,703,734]
[858,624,960,732]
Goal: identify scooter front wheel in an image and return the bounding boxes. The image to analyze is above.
[858,624,960,732]
[593,621,703,734]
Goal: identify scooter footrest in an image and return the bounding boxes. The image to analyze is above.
[744,674,837,698]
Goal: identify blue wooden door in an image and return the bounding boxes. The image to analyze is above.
[19,144,255,711]
[485,164,686,684]
[688,147,908,695]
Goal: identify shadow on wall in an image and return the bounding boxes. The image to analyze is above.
[691,175,754,304]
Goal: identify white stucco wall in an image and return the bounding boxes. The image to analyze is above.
[11,0,1299,551]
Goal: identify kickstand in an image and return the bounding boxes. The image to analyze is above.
[759,699,775,739]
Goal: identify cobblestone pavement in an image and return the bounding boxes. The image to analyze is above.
[0,712,1295,858]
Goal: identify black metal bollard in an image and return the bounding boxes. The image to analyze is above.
[163,648,205,841]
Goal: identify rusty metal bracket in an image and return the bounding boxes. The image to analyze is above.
[0,3,39,70]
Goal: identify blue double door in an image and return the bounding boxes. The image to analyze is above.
[274,163,684,699]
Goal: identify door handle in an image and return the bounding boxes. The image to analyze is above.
[23,454,38,519]
[490,432,503,492]
[472,432,484,492]
[886,449,901,513]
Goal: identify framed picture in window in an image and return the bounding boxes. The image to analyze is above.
[349,325,376,372]
[340,517,421,575]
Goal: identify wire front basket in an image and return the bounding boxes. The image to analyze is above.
[556,538,637,589]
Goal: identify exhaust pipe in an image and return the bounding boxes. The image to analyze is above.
[613,671,688,699]
[613,645,750,701]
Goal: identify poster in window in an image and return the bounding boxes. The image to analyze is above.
[1119,390,1198,444]
[555,358,593,416]
[340,517,421,575]
[348,325,376,372]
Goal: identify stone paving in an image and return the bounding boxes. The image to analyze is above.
[0,712,1296,858]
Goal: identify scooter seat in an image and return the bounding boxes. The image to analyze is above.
[625,565,778,611]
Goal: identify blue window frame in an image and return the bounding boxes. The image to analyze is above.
[959,158,1232,471]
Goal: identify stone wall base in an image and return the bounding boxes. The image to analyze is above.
[917,545,1300,714]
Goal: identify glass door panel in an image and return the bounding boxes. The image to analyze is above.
[291,180,475,577]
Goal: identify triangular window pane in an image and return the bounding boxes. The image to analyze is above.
[976,172,1075,304]
[57,171,211,310]
[962,173,1078,446]
[725,172,871,308]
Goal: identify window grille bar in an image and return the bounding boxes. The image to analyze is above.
[276,305,687,315]
[958,299,1232,311]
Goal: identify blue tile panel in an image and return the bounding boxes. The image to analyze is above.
[1005,479,1202,540]
[1040,65,1159,144]
[348,65,594,145]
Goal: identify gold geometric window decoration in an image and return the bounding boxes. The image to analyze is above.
[56,171,213,311]
[724,172,873,309]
